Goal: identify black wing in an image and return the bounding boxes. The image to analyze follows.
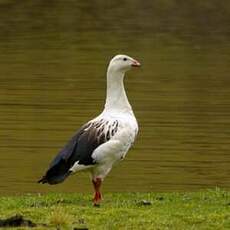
[38,119,118,185]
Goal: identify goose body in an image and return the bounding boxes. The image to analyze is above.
[38,54,140,205]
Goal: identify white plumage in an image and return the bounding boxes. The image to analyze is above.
[71,111,138,178]
[39,54,141,205]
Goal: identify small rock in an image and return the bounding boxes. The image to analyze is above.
[138,200,152,206]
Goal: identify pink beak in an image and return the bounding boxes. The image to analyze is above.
[131,59,141,67]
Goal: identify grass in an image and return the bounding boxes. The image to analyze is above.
[0,188,229,229]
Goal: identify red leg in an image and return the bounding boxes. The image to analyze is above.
[92,178,102,206]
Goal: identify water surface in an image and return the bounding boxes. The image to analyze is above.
[0,0,229,194]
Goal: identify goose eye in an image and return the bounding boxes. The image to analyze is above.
[123,57,127,61]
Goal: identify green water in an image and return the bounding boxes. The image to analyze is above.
[0,0,229,194]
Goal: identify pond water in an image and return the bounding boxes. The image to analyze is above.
[0,0,229,194]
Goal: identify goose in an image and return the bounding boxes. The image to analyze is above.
[38,54,141,205]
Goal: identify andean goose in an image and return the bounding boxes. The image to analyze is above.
[38,54,141,205]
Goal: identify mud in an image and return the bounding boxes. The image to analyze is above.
[0,215,36,228]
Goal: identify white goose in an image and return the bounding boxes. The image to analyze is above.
[38,54,141,205]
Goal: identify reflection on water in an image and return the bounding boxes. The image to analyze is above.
[0,0,229,194]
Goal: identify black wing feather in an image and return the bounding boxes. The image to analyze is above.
[38,120,111,185]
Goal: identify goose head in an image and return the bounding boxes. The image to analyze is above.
[108,54,141,74]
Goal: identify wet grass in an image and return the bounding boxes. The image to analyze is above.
[0,188,229,229]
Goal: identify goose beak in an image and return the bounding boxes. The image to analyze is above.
[131,59,141,67]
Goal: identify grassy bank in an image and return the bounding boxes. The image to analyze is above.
[0,188,229,229]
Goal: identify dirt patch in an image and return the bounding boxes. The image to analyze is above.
[0,215,36,228]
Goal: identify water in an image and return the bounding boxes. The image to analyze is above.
[0,0,229,194]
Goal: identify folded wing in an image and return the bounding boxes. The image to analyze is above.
[38,118,118,184]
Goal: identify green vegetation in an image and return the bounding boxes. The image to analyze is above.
[0,188,229,229]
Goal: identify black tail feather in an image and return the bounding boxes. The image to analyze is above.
[37,176,48,184]
[38,159,71,185]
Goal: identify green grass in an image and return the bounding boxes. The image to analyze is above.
[0,188,229,229]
